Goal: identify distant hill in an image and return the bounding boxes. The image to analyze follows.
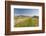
[15,15,31,17]
[15,15,39,18]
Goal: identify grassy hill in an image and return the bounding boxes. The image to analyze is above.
[14,16,39,27]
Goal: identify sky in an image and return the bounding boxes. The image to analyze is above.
[14,8,39,16]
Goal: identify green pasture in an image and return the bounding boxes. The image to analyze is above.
[14,16,39,27]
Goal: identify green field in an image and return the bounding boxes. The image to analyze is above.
[14,16,39,27]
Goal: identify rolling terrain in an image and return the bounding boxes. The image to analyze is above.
[14,16,39,27]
